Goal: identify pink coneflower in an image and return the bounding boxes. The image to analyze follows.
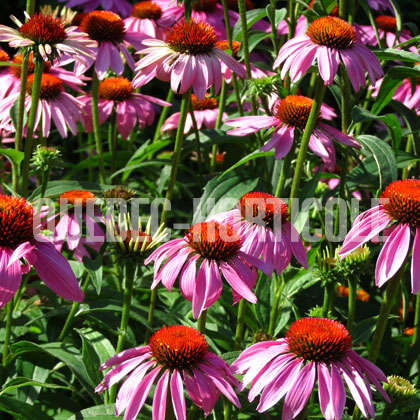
[0,52,87,100]
[80,76,170,139]
[373,16,412,48]
[339,179,420,294]
[0,195,83,308]
[162,94,225,134]
[226,95,360,171]
[274,16,383,91]
[132,19,246,100]
[0,73,85,138]
[52,190,104,262]
[145,221,270,318]
[231,317,390,419]
[0,13,95,62]
[96,325,240,420]
[211,192,308,275]
[59,0,133,18]
[368,0,393,12]
[393,77,420,112]
[124,1,175,39]
[77,11,146,79]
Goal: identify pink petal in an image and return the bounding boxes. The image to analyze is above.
[171,370,186,420]
[152,369,169,420]
[0,247,22,308]
[411,227,420,294]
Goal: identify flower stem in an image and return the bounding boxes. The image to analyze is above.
[91,71,107,184]
[268,0,279,55]
[189,103,203,188]
[412,293,420,345]
[144,288,157,344]
[322,280,335,318]
[233,299,247,350]
[108,107,118,179]
[197,310,207,334]
[160,89,191,225]
[289,76,326,214]
[152,88,174,146]
[379,404,395,420]
[109,262,136,403]
[1,300,14,383]
[223,397,232,420]
[186,405,197,420]
[220,0,244,117]
[26,0,36,14]
[21,59,44,197]
[347,276,358,335]
[275,138,295,197]
[58,274,91,341]
[268,274,285,336]
[210,79,227,172]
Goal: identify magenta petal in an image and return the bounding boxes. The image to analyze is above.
[375,223,411,288]
[31,241,84,302]
[0,247,22,308]
[152,369,169,420]
[171,370,186,420]
[282,361,316,420]
[318,363,335,420]
[411,227,420,294]
[331,363,346,419]
[282,222,308,268]
[8,241,35,267]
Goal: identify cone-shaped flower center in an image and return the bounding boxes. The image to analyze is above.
[26,73,63,99]
[132,1,162,20]
[191,94,218,110]
[239,192,289,229]
[0,50,10,63]
[286,317,351,361]
[380,179,420,227]
[216,40,240,57]
[227,0,254,11]
[275,95,318,130]
[307,16,357,49]
[10,53,51,78]
[192,0,218,12]
[99,77,133,101]
[0,195,34,248]
[59,190,96,207]
[166,20,217,55]
[186,221,241,260]
[150,325,208,369]
[376,16,397,33]
[19,13,67,44]
[80,11,125,42]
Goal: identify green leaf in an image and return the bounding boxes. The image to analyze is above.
[356,135,398,191]
[372,48,420,63]
[77,328,115,388]
[83,256,103,295]
[245,31,271,55]
[218,151,274,179]
[352,317,378,344]
[28,180,114,201]
[233,9,267,41]
[10,99,28,135]
[66,404,121,420]
[0,377,70,395]
[0,147,25,167]
[0,395,55,420]
[352,106,402,151]
[254,273,272,329]
[192,171,259,224]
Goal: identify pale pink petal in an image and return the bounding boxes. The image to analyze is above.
[0,247,22,308]
[152,369,169,420]
[171,370,186,420]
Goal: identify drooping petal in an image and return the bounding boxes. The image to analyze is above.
[152,369,169,420]
[0,247,22,308]
[411,227,420,294]
[171,369,186,420]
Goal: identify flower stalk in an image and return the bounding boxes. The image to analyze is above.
[21,59,44,197]
[233,299,247,350]
[289,76,326,213]
[197,310,207,334]
[108,108,118,178]
[91,72,107,184]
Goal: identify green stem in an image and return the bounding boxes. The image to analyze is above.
[412,293,420,345]
[152,89,174,145]
[220,0,244,117]
[14,56,29,156]
[21,59,44,197]
[1,300,14,380]
[109,263,136,403]
[186,405,197,420]
[322,281,335,318]
[223,397,232,420]
[268,0,279,56]
[58,275,91,341]
[160,90,191,225]
[368,269,403,364]
[189,104,203,188]
[268,274,285,336]
[26,0,36,14]
[91,72,107,184]
[210,79,227,172]
[289,76,326,214]
[347,276,357,335]
[108,108,118,179]
[274,138,295,197]
[197,310,207,334]
[402,136,413,180]
[288,0,297,39]
[144,288,157,344]
[233,299,247,350]
[379,404,395,420]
